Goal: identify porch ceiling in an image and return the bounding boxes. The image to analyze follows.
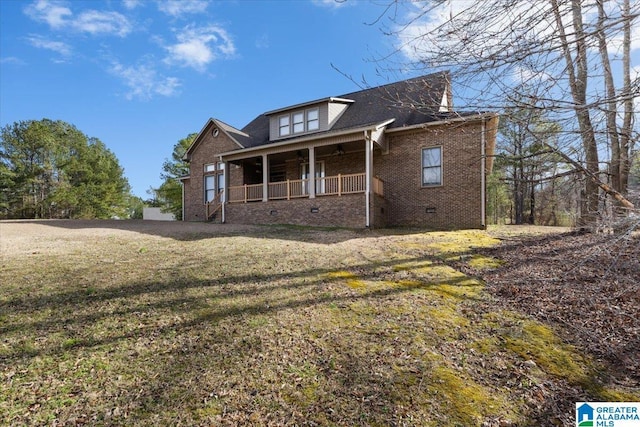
[233,140,365,165]
[218,121,391,163]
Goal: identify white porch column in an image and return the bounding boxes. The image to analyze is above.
[222,160,228,223]
[308,146,316,199]
[262,154,268,202]
[181,180,185,222]
[365,130,373,228]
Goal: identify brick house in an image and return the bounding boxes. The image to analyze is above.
[181,71,498,229]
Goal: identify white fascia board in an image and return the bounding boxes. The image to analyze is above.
[182,118,246,161]
[384,112,498,134]
[264,97,355,116]
[218,121,393,161]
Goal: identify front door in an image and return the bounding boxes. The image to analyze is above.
[301,161,325,194]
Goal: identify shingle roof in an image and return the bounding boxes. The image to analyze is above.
[237,71,455,149]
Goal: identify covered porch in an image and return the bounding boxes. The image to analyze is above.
[209,124,389,228]
[226,172,383,203]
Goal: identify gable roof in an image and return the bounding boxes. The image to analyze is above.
[228,71,454,150]
[186,71,492,158]
[184,118,246,160]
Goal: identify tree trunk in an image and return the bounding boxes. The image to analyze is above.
[596,0,621,193]
[529,183,536,225]
[619,0,633,195]
[550,0,600,224]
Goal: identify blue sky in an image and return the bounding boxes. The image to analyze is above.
[2,1,637,199]
[0,0,400,198]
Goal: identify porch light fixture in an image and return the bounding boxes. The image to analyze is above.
[297,151,304,162]
[333,145,345,156]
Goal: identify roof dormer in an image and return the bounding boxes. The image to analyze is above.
[266,97,354,141]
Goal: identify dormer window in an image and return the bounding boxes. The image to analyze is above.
[278,108,321,137]
[268,99,352,140]
[307,108,319,130]
[279,115,290,136]
[293,112,304,133]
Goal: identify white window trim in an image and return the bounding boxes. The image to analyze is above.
[279,115,290,136]
[292,112,304,133]
[306,108,319,131]
[278,107,321,137]
[421,146,443,187]
[204,175,216,203]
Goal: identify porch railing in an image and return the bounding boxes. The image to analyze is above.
[269,179,309,200]
[226,173,383,203]
[228,184,263,203]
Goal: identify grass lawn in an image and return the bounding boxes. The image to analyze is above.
[0,220,636,426]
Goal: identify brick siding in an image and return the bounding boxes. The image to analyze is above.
[184,119,490,229]
[183,123,244,221]
[224,194,367,228]
[375,121,486,229]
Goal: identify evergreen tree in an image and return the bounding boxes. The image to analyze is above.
[0,119,130,219]
[153,133,195,220]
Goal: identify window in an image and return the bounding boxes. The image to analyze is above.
[422,146,442,186]
[277,108,320,137]
[204,175,215,202]
[293,112,304,133]
[217,173,225,195]
[307,108,319,131]
[279,115,290,136]
[205,162,225,203]
[301,161,325,194]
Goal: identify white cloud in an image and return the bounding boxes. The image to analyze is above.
[73,10,131,37]
[110,61,181,101]
[122,0,142,10]
[164,25,235,72]
[311,0,349,9]
[395,1,639,64]
[26,34,72,57]
[157,0,208,17]
[23,0,131,37]
[0,57,27,65]
[24,0,72,29]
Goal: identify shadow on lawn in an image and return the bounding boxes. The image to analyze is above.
[1,253,482,343]
[4,226,621,425]
[1,252,488,425]
[2,218,417,244]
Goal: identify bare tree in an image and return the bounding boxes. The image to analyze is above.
[498,104,565,225]
[372,0,638,223]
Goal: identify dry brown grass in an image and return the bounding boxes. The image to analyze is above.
[0,220,636,426]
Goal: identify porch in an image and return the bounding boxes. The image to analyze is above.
[226,173,383,203]
[206,127,389,227]
[206,172,384,223]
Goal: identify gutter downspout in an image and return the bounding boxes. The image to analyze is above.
[481,119,486,229]
[181,180,185,221]
[221,158,227,224]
